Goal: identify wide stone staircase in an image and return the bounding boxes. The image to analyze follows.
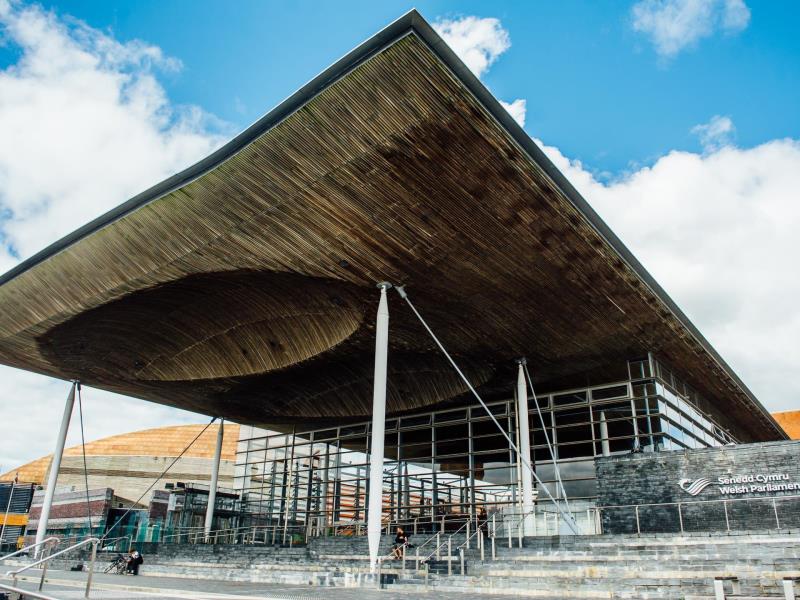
[3,531,798,598]
[390,533,800,598]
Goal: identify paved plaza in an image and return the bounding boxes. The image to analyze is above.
[12,569,530,600]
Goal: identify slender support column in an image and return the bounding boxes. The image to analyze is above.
[599,411,611,457]
[516,362,535,535]
[204,419,224,542]
[36,382,77,553]
[368,283,390,571]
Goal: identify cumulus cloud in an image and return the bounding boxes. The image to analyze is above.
[434,15,527,127]
[500,99,527,128]
[432,15,509,78]
[632,0,751,58]
[692,114,736,152]
[0,370,201,472]
[0,1,226,467]
[538,132,800,412]
[0,0,228,263]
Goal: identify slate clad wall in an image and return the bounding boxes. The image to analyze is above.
[595,440,800,534]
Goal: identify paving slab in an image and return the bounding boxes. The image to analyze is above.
[11,569,535,599]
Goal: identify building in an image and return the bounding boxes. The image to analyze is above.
[1,424,238,504]
[0,482,36,550]
[773,411,800,440]
[2,424,239,544]
[0,10,791,565]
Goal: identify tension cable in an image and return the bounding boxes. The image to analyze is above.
[394,285,579,534]
[523,362,571,514]
[101,416,217,542]
[76,382,94,536]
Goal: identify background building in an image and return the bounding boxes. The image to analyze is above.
[2,424,240,544]
[1,424,237,505]
[0,482,35,550]
[773,411,800,440]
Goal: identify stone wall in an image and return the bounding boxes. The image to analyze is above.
[595,439,800,534]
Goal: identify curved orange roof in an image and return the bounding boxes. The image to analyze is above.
[773,411,800,440]
[0,423,237,484]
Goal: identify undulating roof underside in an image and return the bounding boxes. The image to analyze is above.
[0,11,783,441]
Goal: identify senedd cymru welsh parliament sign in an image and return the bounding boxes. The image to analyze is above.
[679,473,800,496]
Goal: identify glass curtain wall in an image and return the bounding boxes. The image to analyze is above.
[234,357,737,534]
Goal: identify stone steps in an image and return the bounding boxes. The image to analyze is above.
[8,531,797,599]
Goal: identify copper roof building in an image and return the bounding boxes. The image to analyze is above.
[0,11,788,567]
[0,424,237,503]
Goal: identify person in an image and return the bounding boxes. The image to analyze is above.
[392,527,408,560]
[126,550,143,575]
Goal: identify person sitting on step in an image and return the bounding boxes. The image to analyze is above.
[126,550,144,575]
[392,527,408,560]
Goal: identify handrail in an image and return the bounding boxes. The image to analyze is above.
[377,540,408,565]
[456,518,486,552]
[0,582,63,600]
[0,536,58,563]
[7,536,99,598]
[419,517,471,565]
[7,536,98,576]
[418,505,559,570]
[411,529,442,555]
[599,493,800,510]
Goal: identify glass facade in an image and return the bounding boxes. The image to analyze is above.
[234,356,738,534]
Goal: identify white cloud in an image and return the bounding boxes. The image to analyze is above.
[0,1,227,468]
[691,114,735,152]
[0,369,202,472]
[432,16,510,78]
[500,99,527,127]
[0,0,228,262]
[434,15,527,128]
[538,134,800,413]
[632,0,751,58]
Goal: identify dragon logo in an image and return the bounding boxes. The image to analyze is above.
[678,478,713,496]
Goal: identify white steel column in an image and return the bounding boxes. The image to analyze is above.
[516,362,535,535]
[35,381,76,552]
[204,419,224,542]
[367,283,390,572]
[599,411,611,457]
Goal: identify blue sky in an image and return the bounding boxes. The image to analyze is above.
[0,0,798,466]
[17,0,800,176]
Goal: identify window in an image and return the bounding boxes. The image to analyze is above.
[591,385,628,401]
[552,391,587,406]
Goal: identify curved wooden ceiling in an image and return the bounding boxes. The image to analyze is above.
[0,12,783,441]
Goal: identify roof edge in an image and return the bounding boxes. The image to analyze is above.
[0,9,784,440]
[403,14,786,441]
[0,9,423,287]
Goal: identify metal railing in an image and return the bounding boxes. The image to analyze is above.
[0,581,63,600]
[0,536,58,564]
[417,515,473,570]
[5,536,99,598]
[160,523,310,546]
[597,494,800,536]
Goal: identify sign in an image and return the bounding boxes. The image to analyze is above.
[679,473,800,496]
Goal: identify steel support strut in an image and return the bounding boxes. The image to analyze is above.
[35,381,77,554]
[368,283,391,571]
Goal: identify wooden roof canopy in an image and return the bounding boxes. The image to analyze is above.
[0,11,784,441]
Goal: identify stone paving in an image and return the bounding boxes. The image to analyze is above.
[11,569,533,599]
